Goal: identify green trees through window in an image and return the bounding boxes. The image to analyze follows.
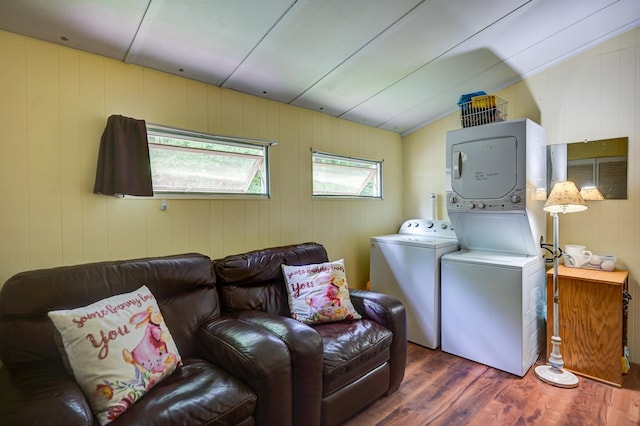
[312,151,382,198]
[146,125,274,197]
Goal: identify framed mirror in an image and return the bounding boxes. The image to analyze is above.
[547,137,628,200]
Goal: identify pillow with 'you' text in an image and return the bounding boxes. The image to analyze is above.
[48,285,181,425]
[282,259,361,325]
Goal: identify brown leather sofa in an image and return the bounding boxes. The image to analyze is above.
[214,242,407,426]
[0,254,293,426]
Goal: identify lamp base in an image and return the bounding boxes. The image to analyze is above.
[534,364,579,388]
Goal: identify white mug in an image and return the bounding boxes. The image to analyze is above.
[564,245,592,267]
[565,245,587,255]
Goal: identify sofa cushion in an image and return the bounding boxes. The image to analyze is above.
[214,242,329,316]
[315,319,393,396]
[48,286,181,425]
[111,358,257,426]
[0,254,218,367]
[282,259,361,325]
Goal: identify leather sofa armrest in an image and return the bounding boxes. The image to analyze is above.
[349,289,407,393]
[228,310,324,426]
[0,362,94,425]
[198,316,293,426]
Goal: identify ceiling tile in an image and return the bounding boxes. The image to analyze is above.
[222,0,422,102]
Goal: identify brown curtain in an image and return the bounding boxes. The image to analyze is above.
[93,114,154,197]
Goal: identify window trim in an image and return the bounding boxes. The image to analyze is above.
[142,123,277,199]
[311,150,383,199]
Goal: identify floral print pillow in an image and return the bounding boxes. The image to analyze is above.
[48,286,181,425]
[282,259,361,325]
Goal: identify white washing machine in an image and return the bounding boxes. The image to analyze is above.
[370,219,459,349]
[440,250,546,376]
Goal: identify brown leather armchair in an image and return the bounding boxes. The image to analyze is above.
[0,254,292,426]
[214,242,407,426]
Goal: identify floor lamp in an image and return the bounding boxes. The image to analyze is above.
[534,181,587,388]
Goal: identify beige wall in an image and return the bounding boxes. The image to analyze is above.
[404,28,640,362]
[2,25,638,363]
[0,30,403,291]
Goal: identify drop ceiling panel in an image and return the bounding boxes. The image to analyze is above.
[0,0,148,60]
[379,62,522,133]
[343,0,639,133]
[0,0,638,135]
[503,0,640,77]
[222,0,422,103]
[341,46,517,130]
[291,0,531,117]
[125,0,294,86]
[444,0,633,76]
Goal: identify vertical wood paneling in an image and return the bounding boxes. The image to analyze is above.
[223,201,246,255]
[279,104,301,245]
[0,32,30,274]
[143,69,172,125]
[266,102,282,248]
[107,199,147,259]
[169,75,188,128]
[0,31,401,339]
[221,89,244,136]
[188,200,211,255]
[104,61,144,118]
[26,39,62,268]
[59,47,84,266]
[298,109,314,244]
[146,200,173,256]
[208,201,225,259]
[169,200,191,254]
[79,53,108,263]
[255,97,273,249]
[186,79,208,132]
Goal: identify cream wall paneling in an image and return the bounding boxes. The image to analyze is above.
[0,30,403,294]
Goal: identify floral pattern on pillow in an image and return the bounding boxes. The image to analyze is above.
[282,259,361,325]
[48,286,181,425]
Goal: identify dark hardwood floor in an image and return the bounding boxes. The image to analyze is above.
[344,343,640,425]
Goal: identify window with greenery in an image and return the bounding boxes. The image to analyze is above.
[146,124,275,197]
[312,151,382,198]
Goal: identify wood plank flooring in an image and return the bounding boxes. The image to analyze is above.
[344,343,640,425]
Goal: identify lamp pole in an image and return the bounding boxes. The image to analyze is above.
[535,210,579,388]
[547,212,565,371]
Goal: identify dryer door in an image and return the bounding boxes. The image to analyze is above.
[450,136,518,200]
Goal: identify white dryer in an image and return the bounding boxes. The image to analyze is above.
[370,219,459,349]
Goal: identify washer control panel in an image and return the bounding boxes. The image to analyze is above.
[399,219,457,239]
[446,190,526,211]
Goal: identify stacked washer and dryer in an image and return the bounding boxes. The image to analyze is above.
[441,118,547,377]
[370,118,547,377]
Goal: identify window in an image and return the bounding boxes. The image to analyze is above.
[312,151,382,198]
[146,124,275,198]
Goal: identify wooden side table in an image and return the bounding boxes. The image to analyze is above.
[546,265,629,386]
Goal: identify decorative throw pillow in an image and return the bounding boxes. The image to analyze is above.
[48,286,181,425]
[282,259,362,325]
